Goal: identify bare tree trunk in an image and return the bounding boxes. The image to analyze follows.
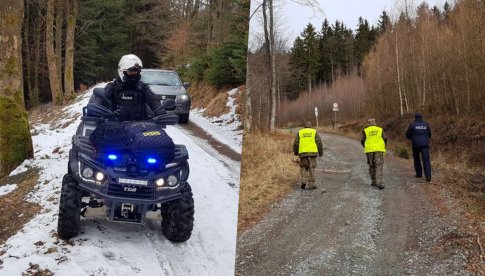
[269,0,277,133]
[244,82,253,134]
[258,91,262,126]
[55,0,63,93]
[395,29,404,116]
[460,27,471,111]
[307,73,312,94]
[46,0,63,105]
[0,0,34,177]
[190,0,201,19]
[64,0,77,100]
[262,0,270,68]
[215,0,224,45]
[420,23,428,106]
[23,2,32,107]
[32,8,42,107]
[185,0,193,18]
[206,0,214,50]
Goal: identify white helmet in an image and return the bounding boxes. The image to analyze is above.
[117,54,143,81]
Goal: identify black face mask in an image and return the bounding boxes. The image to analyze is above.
[122,72,141,85]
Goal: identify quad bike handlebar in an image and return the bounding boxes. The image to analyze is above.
[84,102,179,126]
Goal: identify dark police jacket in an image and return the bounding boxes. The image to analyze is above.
[405,119,431,147]
[93,77,165,121]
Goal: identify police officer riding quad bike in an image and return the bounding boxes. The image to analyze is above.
[57,55,194,243]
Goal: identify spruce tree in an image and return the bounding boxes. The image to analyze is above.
[300,23,320,93]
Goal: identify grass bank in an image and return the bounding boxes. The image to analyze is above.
[237,132,299,234]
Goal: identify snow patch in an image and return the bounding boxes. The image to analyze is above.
[0,184,18,196]
[190,88,243,154]
[8,159,34,176]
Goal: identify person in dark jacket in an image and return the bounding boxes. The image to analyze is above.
[406,112,432,182]
[293,121,323,190]
[92,54,166,121]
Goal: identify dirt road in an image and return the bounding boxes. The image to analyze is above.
[236,133,475,275]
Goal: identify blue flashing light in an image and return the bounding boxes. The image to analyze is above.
[147,158,157,164]
[108,154,118,161]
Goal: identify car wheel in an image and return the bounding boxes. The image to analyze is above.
[179,113,189,124]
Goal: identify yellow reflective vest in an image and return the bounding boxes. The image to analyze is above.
[364,126,386,153]
[298,128,318,154]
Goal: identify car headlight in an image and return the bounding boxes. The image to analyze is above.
[177,94,188,101]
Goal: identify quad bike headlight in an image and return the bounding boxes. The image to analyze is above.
[155,178,165,189]
[82,167,94,178]
[95,172,106,182]
[167,175,179,187]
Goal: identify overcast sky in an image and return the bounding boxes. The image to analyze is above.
[249,0,449,50]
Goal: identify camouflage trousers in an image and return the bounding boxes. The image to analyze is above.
[366,152,384,185]
[300,156,317,188]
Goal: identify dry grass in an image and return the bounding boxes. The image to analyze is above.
[28,92,86,127]
[277,73,366,127]
[28,103,58,125]
[0,167,41,244]
[237,132,300,235]
[188,82,219,109]
[204,92,230,118]
[189,82,244,118]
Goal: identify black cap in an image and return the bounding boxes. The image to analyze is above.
[415,112,422,119]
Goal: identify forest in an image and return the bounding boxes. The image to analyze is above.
[21,0,248,107]
[246,1,485,129]
[0,0,249,177]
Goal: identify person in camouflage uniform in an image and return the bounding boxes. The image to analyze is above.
[361,118,387,190]
[293,121,323,190]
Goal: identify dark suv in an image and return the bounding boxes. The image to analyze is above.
[141,69,191,124]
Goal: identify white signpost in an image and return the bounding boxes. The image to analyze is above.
[314,106,319,128]
[332,103,339,130]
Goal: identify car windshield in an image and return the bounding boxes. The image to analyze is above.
[141,71,181,86]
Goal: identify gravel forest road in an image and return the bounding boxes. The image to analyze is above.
[236,133,474,275]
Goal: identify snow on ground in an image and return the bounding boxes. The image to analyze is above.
[0,184,17,197]
[190,88,243,154]
[0,84,241,276]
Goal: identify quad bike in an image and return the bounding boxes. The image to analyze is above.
[57,88,194,242]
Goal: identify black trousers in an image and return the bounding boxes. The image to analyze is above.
[412,146,431,178]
